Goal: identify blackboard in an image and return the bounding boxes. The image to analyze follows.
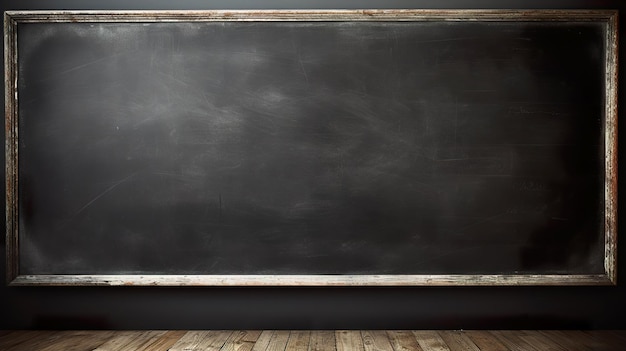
[5,10,618,286]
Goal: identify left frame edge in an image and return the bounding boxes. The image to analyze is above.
[4,11,19,285]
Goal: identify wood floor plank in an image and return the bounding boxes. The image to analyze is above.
[2,330,60,351]
[265,331,290,351]
[190,330,233,351]
[362,330,394,351]
[310,331,336,351]
[136,330,187,351]
[169,331,213,351]
[0,331,50,350]
[463,331,509,351]
[558,330,599,348]
[387,330,424,351]
[285,331,311,351]
[518,330,567,351]
[39,331,116,351]
[537,331,591,351]
[117,331,166,351]
[336,330,365,351]
[0,331,16,347]
[13,331,113,351]
[561,330,624,351]
[240,331,263,343]
[554,330,611,351]
[0,331,14,339]
[221,331,263,351]
[93,331,154,351]
[412,331,451,351]
[38,331,106,348]
[251,330,274,351]
[607,330,626,342]
[580,330,624,351]
[438,331,480,351]
[1,330,625,351]
[492,331,543,351]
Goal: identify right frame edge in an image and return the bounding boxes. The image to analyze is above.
[604,9,619,285]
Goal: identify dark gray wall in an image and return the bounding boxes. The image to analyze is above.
[1,0,625,330]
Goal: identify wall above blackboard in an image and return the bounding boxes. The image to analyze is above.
[5,10,618,286]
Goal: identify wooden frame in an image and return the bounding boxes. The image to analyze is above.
[4,10,618,286]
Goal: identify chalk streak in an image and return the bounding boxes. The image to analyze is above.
[298,54,309,84]
[73,173,137,216]
[51,51,128,79]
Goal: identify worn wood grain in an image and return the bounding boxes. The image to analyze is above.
[336,331,365,351]
[136,330,187,351]
[0,331,47,350]
[463,331,509,351]
[387,331,424,351]
[264,331,290,351]
[250,330,274,351]
[0,330,623,350]
[169,331,214,351]
[537,331,591,351]
[3,9,619,23]
[221,331,262,351]
[93,331,154,351]
[4,10,19,286]
[583,330,626,350]
[8,274,616,287]
[309,331,336,351]
[38,331,115,351]
[518,331,567,351]
[562,330,618,350]
[285,331,310,351]
[587,330,626,350]
[412,331,451,351]
[439,331,480,351]
[362,330,394,351]
[189,330,233,351]
[491,331,540,351]
[604,7,619,285]
[2,331,60,351]
[119,331,166,350]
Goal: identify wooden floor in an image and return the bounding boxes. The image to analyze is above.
[0,330,625,351]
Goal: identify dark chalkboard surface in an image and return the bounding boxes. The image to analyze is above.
[5,10,618,285]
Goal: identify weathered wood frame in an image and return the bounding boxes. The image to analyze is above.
[4,10,618,286]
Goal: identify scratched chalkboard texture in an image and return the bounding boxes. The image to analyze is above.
[10,15,613,281]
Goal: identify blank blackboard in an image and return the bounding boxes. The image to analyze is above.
[5,10,618,286]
